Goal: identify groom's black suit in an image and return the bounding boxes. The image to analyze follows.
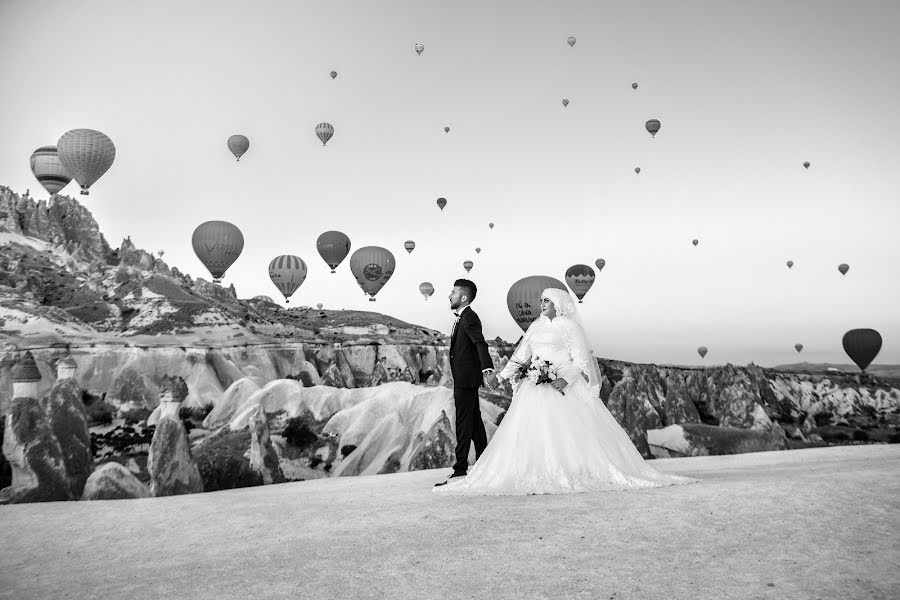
[449,305,495,475]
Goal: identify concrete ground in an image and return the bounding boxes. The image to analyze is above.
[1,445,898,600]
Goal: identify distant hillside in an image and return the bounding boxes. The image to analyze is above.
[773,362,900,378]
[0,185,447,349]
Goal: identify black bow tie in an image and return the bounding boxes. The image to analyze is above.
[453,312,460,317]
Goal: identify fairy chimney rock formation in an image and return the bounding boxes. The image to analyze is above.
[56,356,78,381]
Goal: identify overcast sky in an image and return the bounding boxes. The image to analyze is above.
[1,0,898,367]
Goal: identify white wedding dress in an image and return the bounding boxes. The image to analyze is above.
[433,289,698,496]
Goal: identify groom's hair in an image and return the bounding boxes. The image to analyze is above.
[454,279,477,302]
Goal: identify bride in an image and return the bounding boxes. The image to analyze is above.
[433,287,698,496]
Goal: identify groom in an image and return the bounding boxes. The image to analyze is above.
[435,279,498,487]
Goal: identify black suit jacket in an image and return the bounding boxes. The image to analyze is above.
[449,306,494,389]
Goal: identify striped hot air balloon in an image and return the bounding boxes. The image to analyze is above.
[506,275,567,332]
[567,36,576,47]
[795,343,803,353]
[29,146,72,196]
[315,122,334,146]
[316,231,351,272]
[268,255,308,303]
[227,135,249,161]
[645,119,661,138]
[252,295,274,304]
[349,246,395,301]
[404,240,416,254]
[562,99,569,107]
[57,129,115,195]
[415,43,424,55]
[191,221,244,283]
[419,282,434,300]
[463,260,473,272]
[565,264,596,303]
[632,82,638,90]
[842,329,882,373]
[594,258,606,272]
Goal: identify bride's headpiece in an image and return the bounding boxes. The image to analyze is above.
[541,288,576,319]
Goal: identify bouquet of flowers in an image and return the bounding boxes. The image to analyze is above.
[508,355,564,395]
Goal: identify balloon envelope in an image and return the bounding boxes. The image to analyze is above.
[315,122,334,146]
[415,43,424,55]
[30,145,71,196]
[475,247,481,254]
[253,295,274,304]
[842,329,882,372]
[562,99,569,107]
[838,263,849,275]
[635,167,640,174]
[227,135,249,161]
[795,343,803,352]
[404,240,416,254]
[697,346,708,358]
[316,231,351,272]
[268,255,308,302]
[803,161,810,169]
[645,119,661,137]
[565,264,595,303]
[463,260,473,272]
[692,239,699,246]
[567,36,576,47]
[349,246,395,300]
[489,223,494,229]
[444,126,450,133]
[632,82,638,90]
[330,71,337,79]
[419,282,434,299]
[191,221,244,283]
[317,303,324,309]
[57,129,115,195]
[787,260,794,268]
[506,275,567,332]
[594,258,606,272]
[436,197,447,210]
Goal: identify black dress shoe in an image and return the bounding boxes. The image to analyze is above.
[434,473,466,487]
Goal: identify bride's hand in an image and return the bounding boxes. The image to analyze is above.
[549,378,568,393]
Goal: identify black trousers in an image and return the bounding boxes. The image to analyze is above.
[452,386,488,475]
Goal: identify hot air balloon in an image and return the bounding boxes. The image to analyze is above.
[842,328,882,373]
[349,246,395,301]
[29,146,71,197]
[795,343,803,353]
[567,36,576,47]
[645,119,661,138]
[489,222,494,229]
[57,129,115,195]
[803,161,810,169]
[253,295,274,304]
[506,276,567,332]
[330,71,337,79]
[444,126,450,133]
[419,282,434,300]
[316,231,351,273]
[634,167,641,174]
[157,250,165,258]
[315,122,334,146]
[436,197,447,211]
[404,240,416,254]
[595,258,606,272]
[562,99,569,108]
[463,260,473,272]
[227,135,249,161]
[786,260,794,269]
[317,303,324,309]
[692,239,699,246]
[475,247,481,254]
[697,346,708,358]
[415,43,424,55]
[838,263,849,275]
[632,82,638,90]
[565,264,595,303]
[191,221,244,284]
[268,255,308,303]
